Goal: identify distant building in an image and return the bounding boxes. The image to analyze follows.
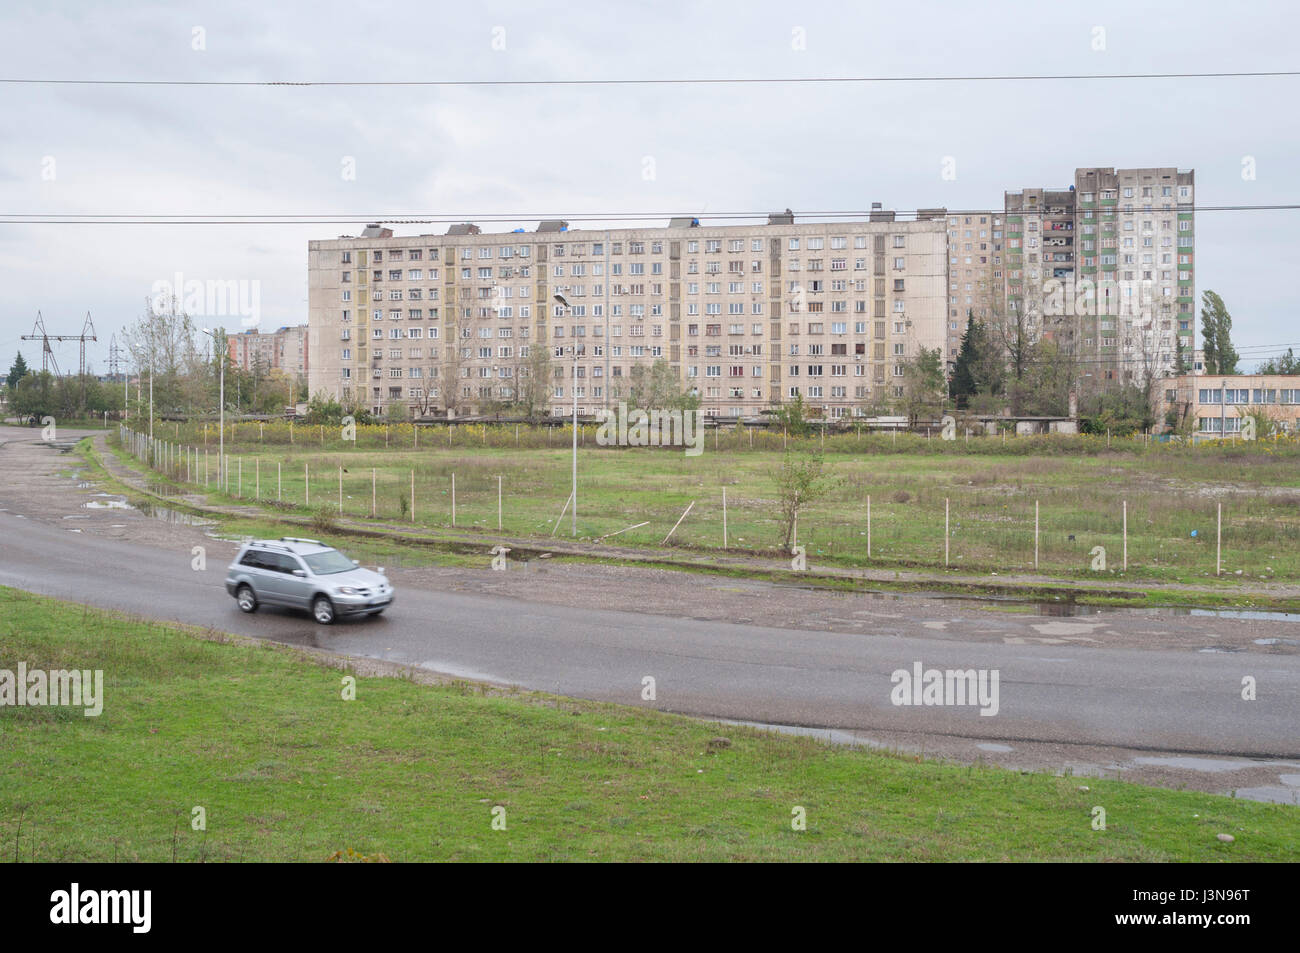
[307,213,951,421]
[1005,167,1195,389]
[943,209,1005,368]
[1165,374,1300,435]
[228,325,309,384]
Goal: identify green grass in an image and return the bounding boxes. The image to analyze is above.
[80,437,1300,611]
[1,587,1295,861]
[118,422,1300,587]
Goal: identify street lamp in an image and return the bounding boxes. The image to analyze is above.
[554,293,579,536]
[202,327,225,486]
[1221,377,1227,440]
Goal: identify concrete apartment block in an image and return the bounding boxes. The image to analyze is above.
[307,212,949,420]
[228,325,309,384]
[1005,167,1195,391]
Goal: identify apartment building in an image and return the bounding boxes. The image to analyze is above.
[1165,374,1300,435]
[1004,168,1195,389]
[307,212,948,420]
[1005,186,1076,346]
[944,209,1004,364]
[1075,168,1196,385]
[228,325,309,382]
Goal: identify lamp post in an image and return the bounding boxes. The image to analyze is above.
[202,327,225,484]
[1221,377,1227,439]
[554,293,579,536]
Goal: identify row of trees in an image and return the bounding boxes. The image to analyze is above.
[4,304,307,423]
[932,289,1248,433]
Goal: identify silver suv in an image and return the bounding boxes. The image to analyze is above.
[225,537,394,624]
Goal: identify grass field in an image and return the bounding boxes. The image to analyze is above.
[119,422,1300,585]
[1,586,1295,862]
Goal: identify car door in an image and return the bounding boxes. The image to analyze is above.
[240,550,283,605]
[275,553,313,609]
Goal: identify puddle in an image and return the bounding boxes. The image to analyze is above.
[1253,637,1300,646]
[132,501,215,526]
[977,743,1014,753]
[1132,756,1258,773]
[145,483,185,497]
[82,497,214,525]
[717,718,888,749]
[1189,609,1300,623]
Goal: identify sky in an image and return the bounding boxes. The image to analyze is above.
[1,0,1297,374]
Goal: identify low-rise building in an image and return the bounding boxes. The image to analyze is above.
[1165,374,1300,435]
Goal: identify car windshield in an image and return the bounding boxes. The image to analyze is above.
[302,549,356,575]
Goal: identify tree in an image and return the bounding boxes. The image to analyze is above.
[898,346,945,426]
[303,391,345,425]
[512,340,554,419]
[120,299,204,417]
[10,371,56,422]
[1018,339,1075,417]
[950,312,1003,410]
[6,352,30,393]
[1257,348,1300,376]
[772,391,812,436]
[628,358,698,411]
[1200,290,1239,375]
[774,452,833,552]
[440,326,468,416]
[1174,334,1190,375]
[994,308,1036,414]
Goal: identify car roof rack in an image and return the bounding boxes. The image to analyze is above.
[279,537,322,545]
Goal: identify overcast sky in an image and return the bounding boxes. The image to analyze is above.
[1,0,1297,373]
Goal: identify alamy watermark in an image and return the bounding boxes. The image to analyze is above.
[596,402,704,456]
[50,883,150,933]
[150,272,261,327]
[890,661,999,716]
[0,663,103,716]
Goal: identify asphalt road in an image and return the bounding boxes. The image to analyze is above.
[2,505,1297,760]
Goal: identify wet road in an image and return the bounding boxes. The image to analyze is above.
[2,507,1297,760]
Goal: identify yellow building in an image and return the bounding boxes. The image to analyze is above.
[1166,374,1300,435]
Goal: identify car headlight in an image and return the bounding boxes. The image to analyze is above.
[335,586,361,595]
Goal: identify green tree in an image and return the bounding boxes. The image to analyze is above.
[772,392,812,436]
[1200,290,1238,375]
[303,391,345,425]
[10,371,56,421]
[899,346,945,426]
[1257,348,1299,375]
[628,358,698,411]
[774,451,833,552]
[6,352,30,393]
[950,312,1003,410]
[1017,339,1074,417]
[513,340,554,419]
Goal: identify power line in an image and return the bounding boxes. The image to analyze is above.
[2,70,1299,89]
[1,204,1297,226]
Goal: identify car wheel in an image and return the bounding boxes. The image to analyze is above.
[312,595,336,625]
[236,585,258,613]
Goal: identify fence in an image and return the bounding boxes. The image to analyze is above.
[114,423,1297,580]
